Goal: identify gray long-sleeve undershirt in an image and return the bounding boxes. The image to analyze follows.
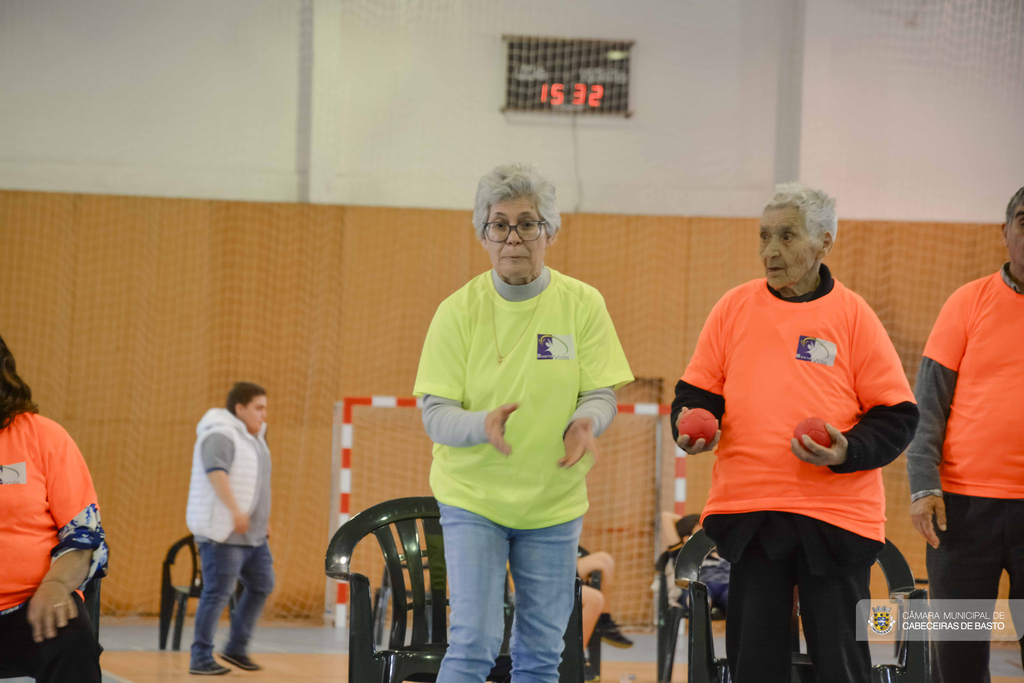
[422,389,618,448]
[906,266,1021,502]
[906,356,958,501]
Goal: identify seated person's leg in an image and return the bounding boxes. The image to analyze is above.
[0,593,102,683]
[581,585,604,644]
[578,551,633,648]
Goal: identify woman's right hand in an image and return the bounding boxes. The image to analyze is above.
[675,407,721,455]
[485,403,518,456]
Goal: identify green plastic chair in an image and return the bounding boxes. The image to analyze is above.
[671,529,930,683]
[325,496,585,683]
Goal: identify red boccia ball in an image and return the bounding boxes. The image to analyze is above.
[678,408,718,445]
[794,417,832,448]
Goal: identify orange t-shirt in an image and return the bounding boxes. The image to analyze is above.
[923,272,1024,499]
[0,413,98,611]
[683,278,914,542]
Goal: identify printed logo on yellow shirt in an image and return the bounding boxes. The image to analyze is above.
[537,334,575,360]
[796,336,837,367]
[0,462,26,485]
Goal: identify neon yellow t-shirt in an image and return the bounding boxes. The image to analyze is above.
[414,268,633,529]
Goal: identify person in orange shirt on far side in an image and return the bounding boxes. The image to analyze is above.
[0,332,109,683]
[907,185,1024,683]
[672,183,919,683]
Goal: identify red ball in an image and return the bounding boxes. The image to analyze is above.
[677,408,718,445]
[794,417,832,448]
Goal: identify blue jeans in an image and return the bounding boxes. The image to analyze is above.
[190,541,275,666]
[437,503,583,683]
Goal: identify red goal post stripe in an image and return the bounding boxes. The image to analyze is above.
[334,396,685,617]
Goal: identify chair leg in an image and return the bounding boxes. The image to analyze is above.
[587,630,601,679]
[348,575,387,683]
[686,583,719,683]
[172,594,188,651]
[659,608,683,683]
[558,580,585,683]
[159,586,174,650]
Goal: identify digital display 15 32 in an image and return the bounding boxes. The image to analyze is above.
[503,36,633,116]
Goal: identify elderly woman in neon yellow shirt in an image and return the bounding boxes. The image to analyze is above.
[414,163,633,682]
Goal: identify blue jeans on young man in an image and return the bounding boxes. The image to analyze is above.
[437,502,583,683]
[190,541,275,666]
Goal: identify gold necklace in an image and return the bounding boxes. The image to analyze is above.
[492,289,543,365]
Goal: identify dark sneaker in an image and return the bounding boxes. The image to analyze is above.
[597,616,634,648]
[189,660,230,675]
[220,652,262,671]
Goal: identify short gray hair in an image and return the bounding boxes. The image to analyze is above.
[765,182,838,241]
[472,163,561,240]
[1006,186,1024,226]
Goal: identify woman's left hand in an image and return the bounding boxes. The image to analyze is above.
[27,579,77,643]
[790,424,848,467]
[560,418,598,468]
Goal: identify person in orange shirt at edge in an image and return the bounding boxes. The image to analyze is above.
[672,183,919,683]
[0,332,109,682]
[907,185,1024,683]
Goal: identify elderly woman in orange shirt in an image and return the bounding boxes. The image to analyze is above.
[672,184,918,683]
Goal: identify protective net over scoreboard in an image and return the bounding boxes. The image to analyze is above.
[503,36,632,116]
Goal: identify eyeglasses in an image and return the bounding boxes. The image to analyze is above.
[483,220,547,242]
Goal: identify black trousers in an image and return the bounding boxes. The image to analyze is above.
[0,592,102,682]
[726,541,873,683]
[927,492,1024,683]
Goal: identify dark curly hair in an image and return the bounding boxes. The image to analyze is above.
[0,333,39,430]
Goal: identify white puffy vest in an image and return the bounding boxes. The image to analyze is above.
[185,408,265,542]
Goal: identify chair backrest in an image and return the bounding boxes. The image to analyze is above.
[674,529,915,597]
[163,534,202,596]
[673,529,717,588]
[326,496,447,650]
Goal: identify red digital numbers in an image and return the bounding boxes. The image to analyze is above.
[539,83,605,108]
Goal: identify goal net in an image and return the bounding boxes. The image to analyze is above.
[328,381,678,630]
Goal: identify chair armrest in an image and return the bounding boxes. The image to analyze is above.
[327,568,369,584]
[674,529,716,589]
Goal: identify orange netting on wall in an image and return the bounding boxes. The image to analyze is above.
[0,189,1008,620]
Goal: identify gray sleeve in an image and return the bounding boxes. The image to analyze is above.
[421,395,489,448]
[567,387,618,438]
[906,357,958,496]
[200,433,235,473]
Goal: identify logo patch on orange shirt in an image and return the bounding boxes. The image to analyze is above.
[796,336,837,367]
[0,462,26,485]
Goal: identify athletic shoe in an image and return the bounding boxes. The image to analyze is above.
[597,614,634,648]
[220,652,262,671]
[189,660,230,675]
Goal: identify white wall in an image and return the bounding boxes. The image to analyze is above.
[0,0,302,201]
[1,0,1022,221]
[314,0,785,217]
[800,0,1024,223]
